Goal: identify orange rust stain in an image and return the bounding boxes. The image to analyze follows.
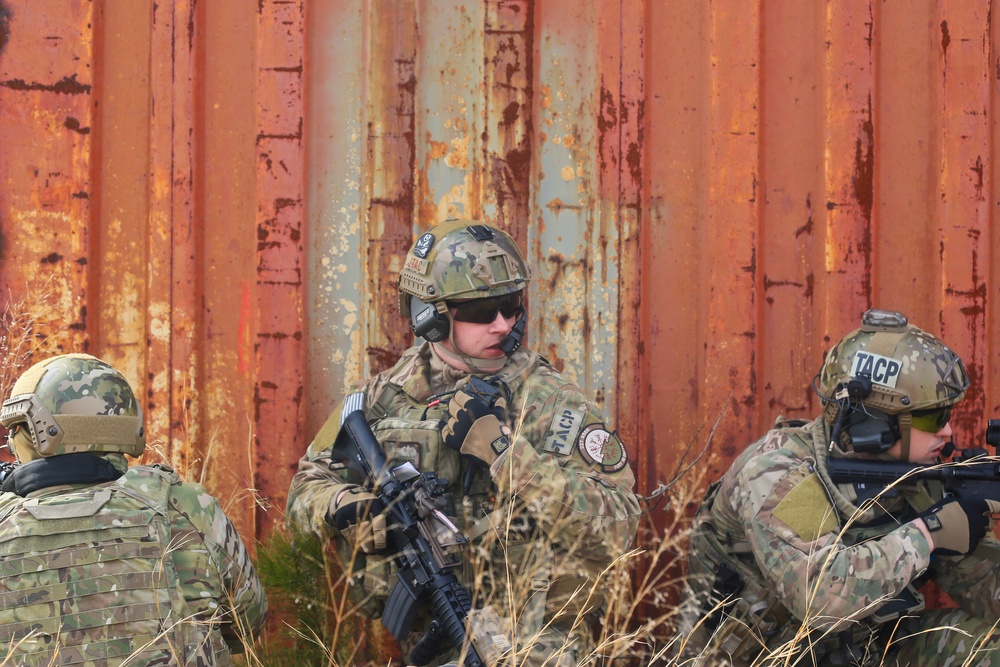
[237,281,252,374]
[428,139,448,159]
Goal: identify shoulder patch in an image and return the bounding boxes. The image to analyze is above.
[543,406,586,455]
[576,424,628,473]
[772,473,838,542]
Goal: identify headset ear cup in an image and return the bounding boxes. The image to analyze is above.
[844,406,898,454]
[410,297,450,342]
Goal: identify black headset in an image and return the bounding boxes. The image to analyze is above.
[827,375,900,454]
[409,296,450,342]
[409,294,527,356]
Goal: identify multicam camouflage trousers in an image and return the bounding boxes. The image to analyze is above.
[884,608,1000,667]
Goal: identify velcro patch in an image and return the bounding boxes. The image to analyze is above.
[772,473,838,542]
[404,255,430,275]
[850,351,901,388]
[543,407,586,455]
[412,233,435,258]
[491,434,511,456]
[576,424,628,473]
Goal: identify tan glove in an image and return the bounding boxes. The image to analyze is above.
[441,387,511,467]
[324,485,387,554]
[918,497,1000,556]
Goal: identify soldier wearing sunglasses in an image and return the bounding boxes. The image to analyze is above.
[679,309,1000,666]
[287,218,641,666]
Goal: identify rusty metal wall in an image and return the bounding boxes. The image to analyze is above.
[1,0,999,566]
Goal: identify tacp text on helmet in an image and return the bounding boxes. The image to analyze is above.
[398,218,530,349]
[816,309,969,456]
[0,353,145,462]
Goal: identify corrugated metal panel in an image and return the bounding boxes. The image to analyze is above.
[3,0,1000,634]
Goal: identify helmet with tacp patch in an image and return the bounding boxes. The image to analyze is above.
[817,309,968,455]
[0,353,145,461]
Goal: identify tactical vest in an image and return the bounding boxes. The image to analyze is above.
[346,383,489,611]
[352,370,557,637]
[0,465,231,667]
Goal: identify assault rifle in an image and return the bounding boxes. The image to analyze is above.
[331,409,485,667]
[829,419,1000,503]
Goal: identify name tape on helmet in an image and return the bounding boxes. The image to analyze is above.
[850,351,901,388]
[404,255,429,275]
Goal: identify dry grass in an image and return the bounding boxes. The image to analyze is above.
[0,283,59,407]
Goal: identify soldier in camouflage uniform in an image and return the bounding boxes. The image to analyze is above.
[0,354,267,666]
[679,309,1000,666]
[286,218,641,666]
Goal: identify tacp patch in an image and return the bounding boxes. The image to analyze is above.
[412,233,435,258]
[772,473,838,542]
[850,351,901,388]
[543,406,586,455]
[576,424,628,473]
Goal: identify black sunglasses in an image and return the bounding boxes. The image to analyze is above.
[449,293,524,324]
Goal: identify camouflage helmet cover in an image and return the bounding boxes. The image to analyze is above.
[0,353,145,458]
[398,218,530,319]
[817,309,969,416]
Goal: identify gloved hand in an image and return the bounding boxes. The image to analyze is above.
[441,380,511,468]
[324,485,387,554]
[918,497,1000,556]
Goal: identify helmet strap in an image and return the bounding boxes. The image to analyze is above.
[431,337,507,375]
[432,342,506,374]
[897,412,912,461]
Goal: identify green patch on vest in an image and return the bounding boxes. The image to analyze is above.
[773,473,838,542]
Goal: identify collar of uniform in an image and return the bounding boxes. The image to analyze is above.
[385,342,540,402]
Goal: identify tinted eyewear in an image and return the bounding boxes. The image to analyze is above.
[449,293,524,324]
[910,406,952,433]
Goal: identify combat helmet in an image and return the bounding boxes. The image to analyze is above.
[398,218,530,345]
[0,353,145,461]
[816,309,969,457]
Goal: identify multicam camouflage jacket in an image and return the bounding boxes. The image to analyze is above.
[681,416,1000,663]
[286,342,641,627]
[0,456,267,667]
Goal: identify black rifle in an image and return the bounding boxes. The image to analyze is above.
[829,419,1000,503]
[331,409,484,667]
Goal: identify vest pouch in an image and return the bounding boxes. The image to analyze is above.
[372,415,458,487]
[687,522,789,663]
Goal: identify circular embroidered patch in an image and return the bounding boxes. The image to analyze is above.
[576,424,627,473]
